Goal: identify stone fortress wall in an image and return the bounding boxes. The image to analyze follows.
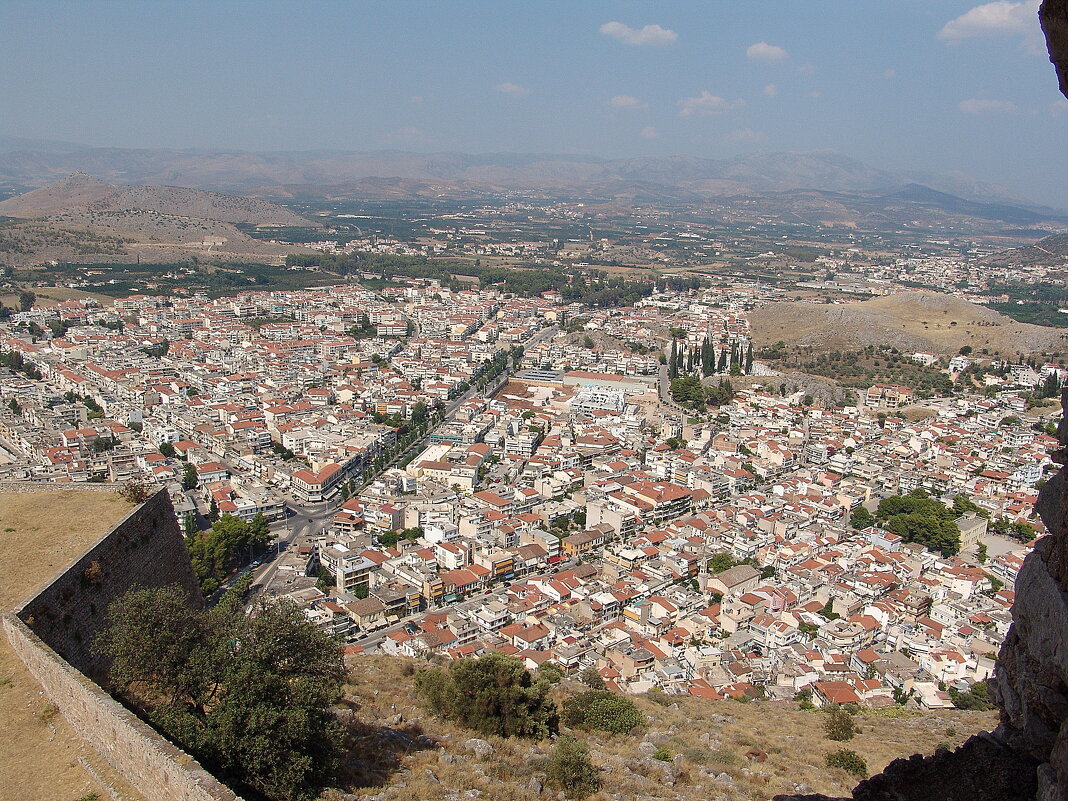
[2,487,240,801]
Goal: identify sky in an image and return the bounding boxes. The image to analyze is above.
[2,0,1066,206]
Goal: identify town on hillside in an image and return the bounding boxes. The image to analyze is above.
[0,275,1059,710]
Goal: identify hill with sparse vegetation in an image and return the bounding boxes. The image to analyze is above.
[749,291,1068,358]
[329,655,996,801]
[0,172,315,226]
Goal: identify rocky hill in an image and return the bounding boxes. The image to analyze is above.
[337,656,994,801]
[0,172,315,226]
[984,231,1068,268]
[749,291,1068,357]
[0,173,319,265]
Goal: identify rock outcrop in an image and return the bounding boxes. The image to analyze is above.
[1042,0,1068,100]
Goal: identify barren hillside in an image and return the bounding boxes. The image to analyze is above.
[338,655,996,801]
[0,172,314,226]
[749,291,1068,357]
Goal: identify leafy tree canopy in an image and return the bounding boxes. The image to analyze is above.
[414,652,558,739]
[876,491,961,556]
[97,583,345,801]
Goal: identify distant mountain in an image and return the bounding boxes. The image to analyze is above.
[984,232,1068,267]
[0,172,315,226]
[0,140,1063,234]
[880,184,1063,226]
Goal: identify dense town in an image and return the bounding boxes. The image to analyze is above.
[0,274,1058,715]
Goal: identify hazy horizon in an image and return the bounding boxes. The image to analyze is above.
[3,1,1065,206]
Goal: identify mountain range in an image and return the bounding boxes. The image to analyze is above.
[0,138,1065,240]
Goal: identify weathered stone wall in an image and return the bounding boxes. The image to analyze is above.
[3,612,238,801]
[3,487,239,801]
[0,480,127,494]
[16,488,202,682]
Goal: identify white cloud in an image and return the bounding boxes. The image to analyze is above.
[763,83,778,97]
[1052,99,1068,116]
[883,69,897,79]
[494,82,530,98]
[729,128,768,144]
[410,95,424,104]
[609,94,648,110]
[677,91,744,117]
[938,1,1043,52]
[640,126,660,140]
[958,97,1019,114]
[939,1,1038,39]
[600,21,677,46]
[746,41,789,63]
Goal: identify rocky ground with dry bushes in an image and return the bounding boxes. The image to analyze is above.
[324,656,997,801]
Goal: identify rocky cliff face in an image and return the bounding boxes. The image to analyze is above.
[1042,0,1068,99]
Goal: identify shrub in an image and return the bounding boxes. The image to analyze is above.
[414,652,558,739]
[646,688,672,706]
[545,736,601,799]
[118,479,153,504]
[563,690,644,735]
[794,687,815,710]
[653,746,671,762]
[826,749,867,777]
[824,705,856,741]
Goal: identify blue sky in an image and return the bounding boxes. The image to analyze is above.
[2,1,1065,205]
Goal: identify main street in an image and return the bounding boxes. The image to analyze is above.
[249,324,559,597]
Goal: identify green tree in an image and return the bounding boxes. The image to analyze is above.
[670,375,706,409]
[579,666,605,690]
[248,512,271,549]
[182,463,199,491]
[952,494,990,519]
[850,506,875,530]
[98,584,345,801]
[19,289,36,312]
[545,736,601,799]
[535,661,564,686]
[414,652,558,739]
[159,441,176,458]
[562,690,644,735]
[707,552,738,574]
[876,493,961,556]
[949,681,993,711]
[187,514,265,594]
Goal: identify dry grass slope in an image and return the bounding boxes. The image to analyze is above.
[339,655,996,801]
[750,291,1068,357]
[0,490,146,801]
[0,172,315,226]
